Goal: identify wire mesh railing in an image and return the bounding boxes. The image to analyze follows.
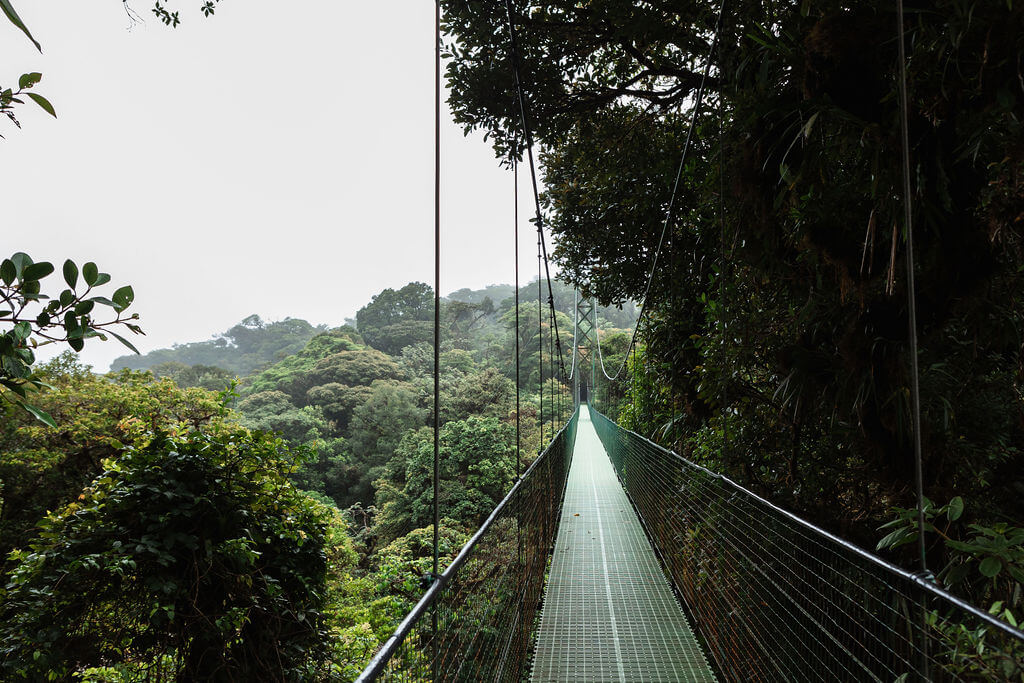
[589,405,1024,682]
[356,409,578,682]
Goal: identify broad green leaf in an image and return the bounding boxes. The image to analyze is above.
[68,337,84,352]
[112,285,134,311]
[82,262,98,286]
[63,259,78,288]
[109,329,140,354]
[17,72,41,89]
[21,401,57,428]
[59,289,74,307]
[26,92,56,118]
[947,496,964,522]
[73,300,94,315]
[89,296,115,307]
[979,556,1002,578]
[10,251,31,276]
[877,527,915,551]
[0,0,41,51]
[93,272,111,286]
[0,259,14,285]
[35,311,50,327]
[22,261,54,281]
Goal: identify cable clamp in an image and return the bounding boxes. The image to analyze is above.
[912,570,936,584]
[419,572,442,590]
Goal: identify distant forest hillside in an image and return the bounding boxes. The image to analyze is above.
[112,281,638,378]
[111,314,326,376]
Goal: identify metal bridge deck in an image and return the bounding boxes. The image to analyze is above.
[531,409,716,682]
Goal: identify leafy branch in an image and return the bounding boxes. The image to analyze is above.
[0,252,145,426]
[0,72,56,133]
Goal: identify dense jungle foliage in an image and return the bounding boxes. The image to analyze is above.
[3,0,1024,677]
[0,280,633,679]
[441,0,1024,624]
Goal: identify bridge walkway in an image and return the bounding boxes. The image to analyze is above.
[530,407,716,682]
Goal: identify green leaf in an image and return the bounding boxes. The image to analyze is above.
[73,300,94,315]
[0,0,41,51]
[877,527,916,551]
[35,311,50,327]
[0,259,14,285]
[21,401,57,428]
[947,496,964,522]
[62,259,78,288]
[82,262,98,286]
[17,72,41,89]
[93,273,111,286]
[22,261,53,281]
[109,329,140,354]
[112,285,134,311]
[979,556,1003,578]
[26,92,55,118]
[68,337,84,352]
[10,252,32,277]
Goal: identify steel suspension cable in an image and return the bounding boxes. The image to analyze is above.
[718,18,729,459]
[591,0,727,383]
[548,298,556,429]
[538,220,544,445]
[514,156,521,478]
[431,0,441,661]
[503,0,569,393]
[896,0,927,581]
[896,3,930,676]
[567,289,579,383]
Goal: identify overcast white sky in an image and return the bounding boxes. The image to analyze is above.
[2,1,546,370]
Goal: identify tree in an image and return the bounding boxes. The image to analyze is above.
[0,427,330,681]
[343,380,425,508]
[442,0,1024,602]
[374,417,515,545]
[0,354,226,569]
[151,360,234,391]
[356,283,435,355]
[242,328,368,401]
[114,316,329,377]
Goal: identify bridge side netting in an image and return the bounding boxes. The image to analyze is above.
[357,410,578,682]
[589,406,1024,682]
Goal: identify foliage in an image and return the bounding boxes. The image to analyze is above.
[877,497,1024,618]
[374,417,515,546]
[150,361,234,391]
[113,315,327,377]
[356,282,434,356]
[1,71,55,132]
[0,354,226,565]
[0,253,142,426]
[0,427,330,681]
[442,0,1024,587]
[241,327,372,401]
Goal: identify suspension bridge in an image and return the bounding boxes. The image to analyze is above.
[354,293,1024,681]
[353,0,1024,678]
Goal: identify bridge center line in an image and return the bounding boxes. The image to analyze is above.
[589,459,627,683]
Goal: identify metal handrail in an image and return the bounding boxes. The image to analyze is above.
[355,410,578,682]
[588,405,1024,643]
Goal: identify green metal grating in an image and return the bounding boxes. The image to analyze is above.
[531,408,716,682]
